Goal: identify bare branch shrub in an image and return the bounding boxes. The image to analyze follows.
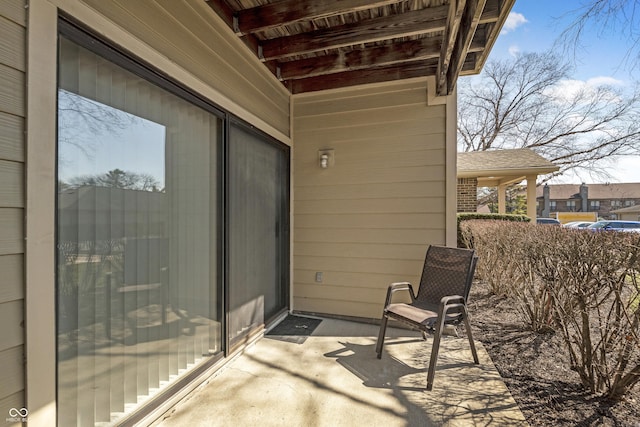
[460,220,532,297]
[461,220,556,331]
[546,231,640,399]
[463,220,640,399]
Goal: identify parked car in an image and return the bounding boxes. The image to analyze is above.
[536,217,561,226]
[563,221,595,228]
[586,220,640,232]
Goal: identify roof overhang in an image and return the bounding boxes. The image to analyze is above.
[205,0,516,94]
[457,149,560,187]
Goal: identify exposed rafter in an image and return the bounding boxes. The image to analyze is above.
[233,0,402,35]
[287,59,439,94]
[275,38,441,81]
[260,6,449,61]
[204,0,515,95]
[437,0,487,95]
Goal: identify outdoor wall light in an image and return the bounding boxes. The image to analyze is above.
[318,149,335,169]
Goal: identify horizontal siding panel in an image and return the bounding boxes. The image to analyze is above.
[294,86,428,117]
[294,197,445,215]
[294,104,442,130]
[0,0,26,26]
[0,208,23,255]
[294,213,446,230]
[0,391,24,424]
[295,140,444,160]
[293,117,445,143]
[294,269,420,291]
[294,228,442,245]
[294,242,425,261]
[0,160,23,207]
[294,166,445,186]
[335,148,445,169]
[0,112,24,161]
[295,181,445,201]
[0,255,23,303]
[0,300,23,352]
[295,148,445,171]
[0,16,25,71]
[0,346,24,398]
[294,297,380,319]
[0,64,24,116]
[294,80,429,107]
[295,283,386,306]
[295,255,423,276]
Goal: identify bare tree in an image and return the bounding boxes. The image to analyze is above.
[58,89,139,161]
[458,51,640,181]
[558,0,640,71]
[66,169,162,192]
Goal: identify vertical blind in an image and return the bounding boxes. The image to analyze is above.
[57,36,222,426]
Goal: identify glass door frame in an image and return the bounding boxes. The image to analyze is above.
[224,117,291,352]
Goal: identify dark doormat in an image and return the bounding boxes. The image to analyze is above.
[266,315,322,344]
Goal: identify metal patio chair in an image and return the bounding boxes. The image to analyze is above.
[375,245,479,390]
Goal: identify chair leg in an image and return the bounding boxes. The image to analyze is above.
[375,314,389,359]
[463,309,479,364]
[426,315,447,390]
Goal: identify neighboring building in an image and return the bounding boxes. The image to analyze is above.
[457,148,559,218]
[536,183,640,219]
[611,204,640,221]
[0,1,514,426]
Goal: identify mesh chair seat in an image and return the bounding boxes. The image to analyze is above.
[386,302,465,328]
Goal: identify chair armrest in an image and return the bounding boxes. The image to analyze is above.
[383,282,416,308]
[440,295,464,306]
[438,295,467,321]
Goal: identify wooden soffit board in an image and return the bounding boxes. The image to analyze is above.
[205,0,515,94]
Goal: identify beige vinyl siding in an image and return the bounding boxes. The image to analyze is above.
[75,0,290,137]
[0,0,26,26]
[292,81,449,319]
[0,113,24,162]
[0,392,24,427]
[0,0,25,422]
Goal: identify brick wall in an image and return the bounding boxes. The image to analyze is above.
[457,177,478,212]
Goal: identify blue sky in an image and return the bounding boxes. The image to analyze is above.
[482,0,640,184]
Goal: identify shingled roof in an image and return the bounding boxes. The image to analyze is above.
[457,148,558,185]
[612,204,640,214]
[535,183,640,200]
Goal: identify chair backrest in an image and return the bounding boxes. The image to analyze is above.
[416,245,477,304]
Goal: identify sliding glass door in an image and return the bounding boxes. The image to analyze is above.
[56,22,290,426]
[228,123,289,346]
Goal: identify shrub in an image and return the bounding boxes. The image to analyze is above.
[460,220,533,297]
[463,221,640,400]
[457,213,530,248]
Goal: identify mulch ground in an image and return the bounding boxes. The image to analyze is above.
[468,280,640,427]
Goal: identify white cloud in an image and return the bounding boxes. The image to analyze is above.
[508,45,521,57]
[545,77,624,103]
[501,12,528,34]
[585,76,624,87]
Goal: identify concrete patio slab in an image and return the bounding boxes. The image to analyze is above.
[155,317,528,427]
